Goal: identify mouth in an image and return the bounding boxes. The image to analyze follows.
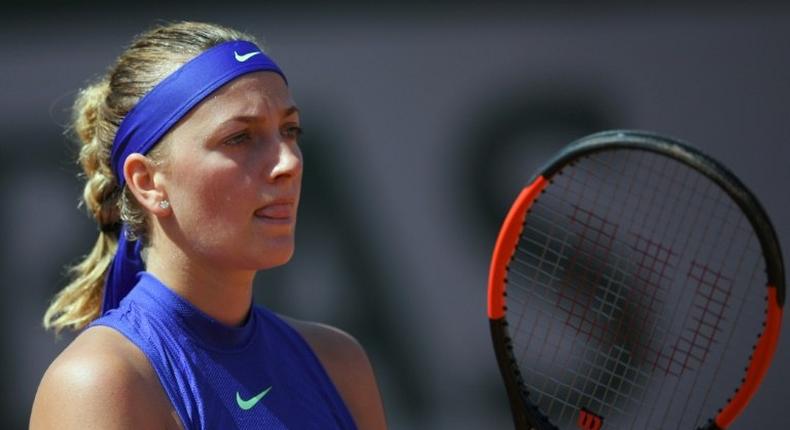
[254,199,296,224]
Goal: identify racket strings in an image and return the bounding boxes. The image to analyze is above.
[505,149,767,429]
[516,152,659,424]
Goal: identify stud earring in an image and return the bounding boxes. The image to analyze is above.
[159,200,170,209]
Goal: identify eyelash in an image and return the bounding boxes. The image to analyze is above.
[284,125,304,140]
[224,132,251,146]
[223,126,303,146]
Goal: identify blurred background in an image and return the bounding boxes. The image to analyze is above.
[3,1,789,429]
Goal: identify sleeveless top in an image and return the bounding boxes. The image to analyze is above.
[90,272,357,430]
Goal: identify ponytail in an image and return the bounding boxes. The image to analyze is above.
[44,81,121,333]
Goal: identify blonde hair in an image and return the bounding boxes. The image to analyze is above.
[44,21,258,333]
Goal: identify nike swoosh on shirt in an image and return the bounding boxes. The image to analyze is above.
[236,386,272,410]
[234,50,262,62]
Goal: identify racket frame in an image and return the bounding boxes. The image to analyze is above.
[488,130,785,430]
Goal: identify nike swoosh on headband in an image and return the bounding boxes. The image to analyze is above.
[235,50,262,62]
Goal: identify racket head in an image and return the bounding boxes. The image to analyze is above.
[488,130,784,430]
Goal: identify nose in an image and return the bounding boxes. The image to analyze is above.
[268,139,302,183]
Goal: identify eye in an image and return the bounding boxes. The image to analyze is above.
[224,132,251,146]
[282,125,303,140]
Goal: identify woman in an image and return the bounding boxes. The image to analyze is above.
[30,21,387,429]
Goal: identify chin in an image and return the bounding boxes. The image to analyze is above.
[251,244,295,270]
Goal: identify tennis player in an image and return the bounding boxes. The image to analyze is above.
[30,21,387,429]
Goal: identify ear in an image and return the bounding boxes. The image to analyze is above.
[123,153,170,217]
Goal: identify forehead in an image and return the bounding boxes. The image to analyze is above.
[169,71,295,135]
[198,71,293,116]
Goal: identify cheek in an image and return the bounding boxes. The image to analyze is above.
[162,153,297,269]
[170,160,255,227]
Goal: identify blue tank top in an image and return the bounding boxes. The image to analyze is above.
[90,272,357,430]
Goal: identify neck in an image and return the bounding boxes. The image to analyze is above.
[144,242,255,327]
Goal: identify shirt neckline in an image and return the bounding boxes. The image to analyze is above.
[131,271,258,352]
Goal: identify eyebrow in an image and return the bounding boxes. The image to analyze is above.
[221,105,300,124]
[282,106,300,117]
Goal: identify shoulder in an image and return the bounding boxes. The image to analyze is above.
[283,317,366,369]
[281,316,388,430]
[30,326,179,430]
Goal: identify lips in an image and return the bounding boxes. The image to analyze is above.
[254,200,295,221]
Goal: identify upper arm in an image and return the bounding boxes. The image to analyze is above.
[287,319,388,430]
[30,327,172,430]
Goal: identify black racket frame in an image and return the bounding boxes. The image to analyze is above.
[490,130,785,430]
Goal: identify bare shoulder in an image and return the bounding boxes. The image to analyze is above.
[284,317,366,368]
[282,316,388,430]
[30,326,179,430]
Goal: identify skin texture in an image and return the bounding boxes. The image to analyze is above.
[30,72,387,429]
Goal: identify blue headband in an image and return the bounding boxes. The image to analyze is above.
[110,40,286,186]
[101,40,287,315]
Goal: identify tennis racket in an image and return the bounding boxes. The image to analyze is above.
[487,130,784,429]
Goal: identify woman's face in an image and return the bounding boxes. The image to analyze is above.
[156,71,302,272]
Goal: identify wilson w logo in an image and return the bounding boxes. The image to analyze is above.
[577,408,603,430]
